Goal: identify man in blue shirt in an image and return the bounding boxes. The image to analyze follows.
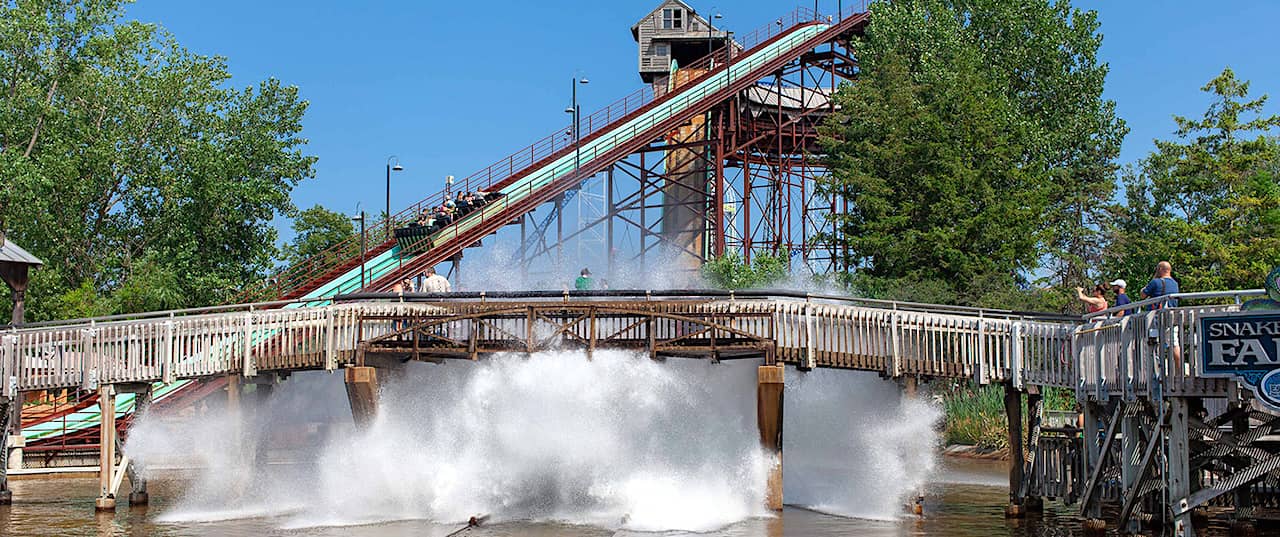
[1140,261,1180,309]
[1109,279,1132,316]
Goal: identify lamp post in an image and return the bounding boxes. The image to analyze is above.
[708,8,723,60]
[352,208,367,290]
[565,75,589,179]
[385,156,403,237]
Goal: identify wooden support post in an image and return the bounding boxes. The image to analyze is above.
[757,365,784,511]
[1081,401,1104,526]
[0,398,11,505]
[127,386,153,506]
[1004,382,1025,518]
[1230,398,1255,534]
[96,385,117,511]
[1023,387,1044,513]
[345,366,379,429]
[903,376,924,515]
[1168,397,1194,537]
[1120,406,1143,534]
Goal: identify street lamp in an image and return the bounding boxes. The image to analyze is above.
[352,207,367,290]
[708,8,723,60]
[565,75,589,179]
[385,156,403,237]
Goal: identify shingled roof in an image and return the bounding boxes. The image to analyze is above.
[0,236,43,266]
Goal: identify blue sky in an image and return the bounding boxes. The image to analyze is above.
[125,0,1280,228]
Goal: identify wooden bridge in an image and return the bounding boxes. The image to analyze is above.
[0,290,1076,395]
[1,288,1276,537]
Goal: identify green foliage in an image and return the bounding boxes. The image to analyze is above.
[839,272,1069,311]
[701,250,790,289]
[282,205,355,267]
[940,382,1075,449]
[1107,68,1280,292]
[819,0,1124,305]
[0,0,316,321]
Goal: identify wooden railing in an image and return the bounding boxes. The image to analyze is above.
[1073,290,1266,400]
[1,292,1078,395]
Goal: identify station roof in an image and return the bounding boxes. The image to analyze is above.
[631,0,719,41]
[0,237,43,266]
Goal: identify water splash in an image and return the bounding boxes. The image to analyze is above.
[783,368,942,521]
[126,352,941,531]
[128,351,770,532]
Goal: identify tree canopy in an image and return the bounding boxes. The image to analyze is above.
[1107,68,1280,292]
[0,0,316,321]
[818,0,1124,309]
[282,205,355,267]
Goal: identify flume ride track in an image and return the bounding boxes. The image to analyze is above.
[12,6,871,453]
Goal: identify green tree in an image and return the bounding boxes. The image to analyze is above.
[701,250,790,290]
[818,0,1124,308]
[0,0,316,321]
[282,205,355,267]
[1107,68,1280,292]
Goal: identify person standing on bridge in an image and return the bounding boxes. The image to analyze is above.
[1140,261,1180,310]
[1109,279,1132,316]
[422,267,452,293]
[1074,284,1109,314]
[1141,261,1183,364]
[575,268,594,291]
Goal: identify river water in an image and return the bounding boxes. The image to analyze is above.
[0,357,1235,536]
[3,459,1100,537]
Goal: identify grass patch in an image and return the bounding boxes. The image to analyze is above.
[938,382,1075,450]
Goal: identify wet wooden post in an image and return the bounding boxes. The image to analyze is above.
[757,364,784,511]
[1081,401,1105,532]
[345,366,380,429]
[95,385,117,511]
[0,397,11,505]
[1023,387,1044,513]
[902,375,924,515]
[1003,382,1025,518]
[119,384,153,506]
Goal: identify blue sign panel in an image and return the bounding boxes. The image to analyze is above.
[1200,312,1280,409]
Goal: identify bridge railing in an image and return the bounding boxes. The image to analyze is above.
[2,291,1080,395]
[1074,290,1265,400]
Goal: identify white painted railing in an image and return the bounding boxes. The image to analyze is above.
[1073,290,1266,400]
[0,295,1080,396]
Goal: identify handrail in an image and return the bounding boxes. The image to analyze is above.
[1,296,327,331]
[1082,289,1266,320]
[331,289,1080,322]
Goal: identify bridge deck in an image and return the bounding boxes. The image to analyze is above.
[1,291,1077,396]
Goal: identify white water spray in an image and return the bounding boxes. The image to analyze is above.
[783,368,942,520]
[127,352,942,531]
[129,351,771,531]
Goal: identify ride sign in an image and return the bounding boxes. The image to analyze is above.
[1200,312,1280,409]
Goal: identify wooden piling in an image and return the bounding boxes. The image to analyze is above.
[95,385,117,511]
[1023,388,1044,513]
[757,365,784,511]
[345,366,380,429]
[1003,382,1025,518]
